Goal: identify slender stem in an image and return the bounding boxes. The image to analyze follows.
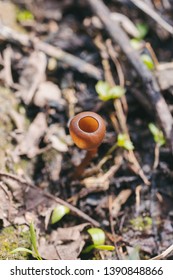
[153,143,160,169]
[73,148,98,178]
[106,143,118,156]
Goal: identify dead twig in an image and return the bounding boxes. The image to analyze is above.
[153,144,160,169]
[111,189,133,218]
[0,172,100,227]
[151,244,173,260]
[130,0,173,35]
[0,23,102,80]
[135,185,142,215]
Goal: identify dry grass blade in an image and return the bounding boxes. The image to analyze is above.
[130,0,173,35]
[151,244,173,260]
[111,189,132,218]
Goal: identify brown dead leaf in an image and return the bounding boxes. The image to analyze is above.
[155,67,173,90]
[16,112,47,158]
[0,1,19,29]
[39,237,60,260]
[0,182,17,226]
[24,187,46,211]
[45,123,72,152]
[8,108,25,131]
[111,189,132,218]
[81,163,120,190]
[56,238,85,260]
[50,223,90,243]
[19,51,47,104]
[33,81,65,108]
[38,224,88,260]
[48,153,63,182]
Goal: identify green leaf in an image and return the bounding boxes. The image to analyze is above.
[30,222,41,259]
[140,54,154,70]
[83,244,115,253]
[136,23,149,39]
[117,134,134,150]
[148,123,165,146]
[95,81,111,101]
[130,38,143,50]
[108,86,126,99]
[51,205,70,224]
[95,81,125,101]
[148,123,160,136]
[10,247,33,255]
[17,9,34,22]
[87,228,105,246]
[94,245,115,251]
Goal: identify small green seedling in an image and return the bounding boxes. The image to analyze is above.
[10,222,42,260]
[148,123,165,147]
[17,9,34,22]
[136,23,149,39]
[51,205,70,224]
[117,134,134,151]
[130,38,143,50]
[106,133,134,157]
[95,81,125,101]
[83,227,115,253]
[140,54,155,70]
[130,216,152,231]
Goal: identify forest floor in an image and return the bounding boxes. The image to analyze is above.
[0,0,173,260]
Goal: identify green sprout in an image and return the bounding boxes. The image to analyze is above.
[51,205,70,224]
[83,227,115,253]
[148,123,166,147]
[10,222,42,260]
[130,216,152,231]
[130,38,143,50]
[140,54,155,70]
[136,23,149,39]
[117,134,134,150]
[17,9,34,22]
[95,81,125,101]
[106,133,134,157]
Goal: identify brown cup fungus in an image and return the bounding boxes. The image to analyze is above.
[69,111,106,177]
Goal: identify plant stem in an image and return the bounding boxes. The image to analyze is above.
[73,148,98,178]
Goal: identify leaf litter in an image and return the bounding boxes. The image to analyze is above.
[0,0,173,260]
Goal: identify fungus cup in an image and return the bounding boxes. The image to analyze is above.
[69,111,106,177]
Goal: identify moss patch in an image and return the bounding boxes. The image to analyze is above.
[0,225,31,260]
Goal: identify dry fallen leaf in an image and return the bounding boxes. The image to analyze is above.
[56,238,85,260]
[38,237,60,260]
[0,182,17,226]
[45,123,72,152]
[16,112,47,158]
[111,189,132,218]
[33,81,65,108]
[50,223,90,243]
[19,51,47,104]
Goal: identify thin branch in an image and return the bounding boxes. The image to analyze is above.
[151,244,173,260]
[0,172,100,227]
[130,0,173,35]
[0,24,102,80]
